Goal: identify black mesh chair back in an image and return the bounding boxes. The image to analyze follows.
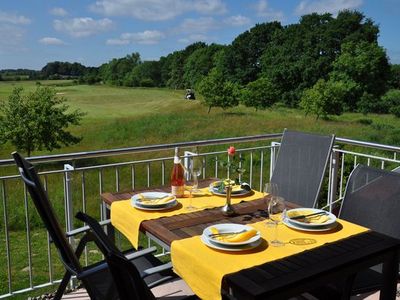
[12,152,119,299]
[12,152,81,273]
[270,130,335,208]
[339,164,400,239]
[76,212,156,300]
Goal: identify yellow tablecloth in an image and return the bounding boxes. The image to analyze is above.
[171,219,369,300]
[111,188,264,248]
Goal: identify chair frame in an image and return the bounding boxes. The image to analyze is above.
[12,152,172,299]
[270,129,335,208]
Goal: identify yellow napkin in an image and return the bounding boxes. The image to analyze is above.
[171,219,369,300]
[287,209,330,224]
[137,194,175,205]
[210,227,258,243]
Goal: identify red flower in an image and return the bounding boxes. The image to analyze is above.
[227,146,236,156]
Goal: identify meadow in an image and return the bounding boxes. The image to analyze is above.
[0,80,399,298]
[1,80,399,160]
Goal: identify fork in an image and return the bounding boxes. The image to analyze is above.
[208,229,246,238]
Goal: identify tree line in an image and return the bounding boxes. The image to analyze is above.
[2,10,400,118]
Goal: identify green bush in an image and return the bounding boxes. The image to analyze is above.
[356,118,373,125]
[382,89,400,117]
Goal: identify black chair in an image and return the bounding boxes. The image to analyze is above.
[76,212,197,300]
[12,152,176,299]
[270,129,335,208]
[338,164,400,295]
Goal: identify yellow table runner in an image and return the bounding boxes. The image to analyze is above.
[171,219,369,300]
[111,188,264,248]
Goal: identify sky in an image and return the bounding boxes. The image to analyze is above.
[1,0,400,70]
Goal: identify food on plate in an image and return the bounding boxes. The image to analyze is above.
[287,209,330,224]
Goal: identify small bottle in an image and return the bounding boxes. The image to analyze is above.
[171,147,185,197]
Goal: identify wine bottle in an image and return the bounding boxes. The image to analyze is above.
[171,147,185,197]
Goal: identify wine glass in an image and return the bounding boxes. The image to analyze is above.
[264,183,278,216]
[191,155,202,193]
[266,183,285,247]
[184,168,196,210]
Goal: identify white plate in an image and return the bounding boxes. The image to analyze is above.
[283,217,338,232]
[132,199,178,211]
[202,224,260,246]
[201,234,262,252]
[131,192,176,208]
[285,208,336,228]
[209,182,252,197]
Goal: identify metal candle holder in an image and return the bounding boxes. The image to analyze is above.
[221,184,235,216]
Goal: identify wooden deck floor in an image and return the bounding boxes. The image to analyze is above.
[59,288,399,299]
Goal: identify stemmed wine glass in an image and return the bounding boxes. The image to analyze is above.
[184,167,196,211]
[265,183,286,247]
[191,154,202,193]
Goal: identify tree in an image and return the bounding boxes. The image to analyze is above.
[100,52,141,86]
[240,77,278,110]
[261,10,380,107]
[381,89,400,117]
[125,61,161,87]
[300,79,350,119]
[0,87,85,156]
[218,22,282,85]
[183,44,224,88]
[197,68,240,113]
[330,41,390,111]
[388,64,400,90]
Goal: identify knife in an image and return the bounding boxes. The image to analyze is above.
[290,211,328,220]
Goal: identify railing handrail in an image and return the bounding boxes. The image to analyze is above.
[335,137,400,152]
[0,134,399,168]
[0,133,282,166]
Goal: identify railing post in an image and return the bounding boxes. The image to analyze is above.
[270,142,279,181]
[328,149,340,213]
[64,164,75,238]
[63,164,76,289]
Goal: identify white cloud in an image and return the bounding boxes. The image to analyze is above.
[295,0,363,16]
[50,7,68,16]
[54,17,114,37]
[106,38,130,45]
[107,30,165,45]
[224,15,250,26]
[253,0,284,22]
[0,10,31,25]
[179,17,219,33]
[192,0,227,15]
[90,0,226,21]
[39,37,66,45]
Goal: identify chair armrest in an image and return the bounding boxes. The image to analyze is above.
[141,262,175,288]
[66,219,111,237]
[125,246,157,260]
[142,261,172,277]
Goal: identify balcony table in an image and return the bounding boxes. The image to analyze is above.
[101,180,400,300]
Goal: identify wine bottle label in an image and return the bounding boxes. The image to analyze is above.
[171,185,184,197]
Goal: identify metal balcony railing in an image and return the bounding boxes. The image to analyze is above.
[0,132,399,298]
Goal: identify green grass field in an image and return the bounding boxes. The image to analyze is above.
[1,80,399,160]
[0,80,399,298]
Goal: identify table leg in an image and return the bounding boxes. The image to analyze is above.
[380,249,399,300]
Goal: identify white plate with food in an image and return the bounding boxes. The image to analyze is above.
[131,192,177,209]
[202,224,260,246]
[285,208,336,228]
[201,234,262,252]
[283,216,338,232]
[209,181,252,197]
